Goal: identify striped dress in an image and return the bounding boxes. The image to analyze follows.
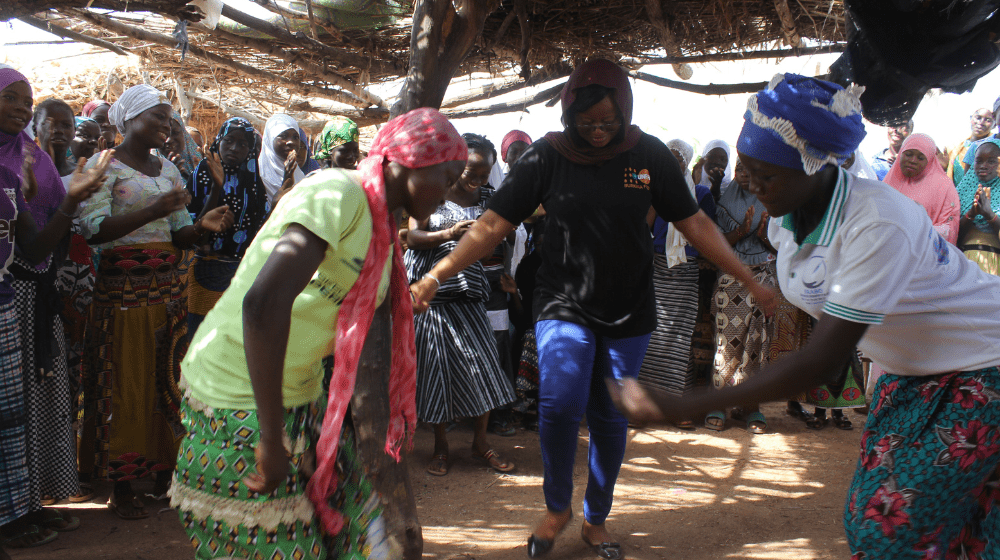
[404,192,514,424]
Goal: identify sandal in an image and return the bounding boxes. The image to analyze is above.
[39,496,57,506]
[476,448,515,473]
[674,419,696,431]
[426,454,449,477]
[1,524,58,549]
[107,492,149,520]
[734,410,767,435]
[704,410,726,431]
[806,409,828,430]
[68,483,96,503]
[831,410,853,430]
[33,509,80,532]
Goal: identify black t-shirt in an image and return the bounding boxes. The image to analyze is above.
[488,133,699,338]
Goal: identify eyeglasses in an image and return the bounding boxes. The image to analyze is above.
[575,121,621,134]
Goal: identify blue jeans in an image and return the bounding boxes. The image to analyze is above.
[535,320,651,525]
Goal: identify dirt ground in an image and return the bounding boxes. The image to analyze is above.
[11,402,864,560]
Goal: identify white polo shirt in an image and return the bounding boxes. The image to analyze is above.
[770,168,1000,376]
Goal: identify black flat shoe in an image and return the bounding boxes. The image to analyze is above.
[583,536,623,560]
[527,534,555,558]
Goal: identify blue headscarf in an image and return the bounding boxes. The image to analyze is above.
[736,73,867,175]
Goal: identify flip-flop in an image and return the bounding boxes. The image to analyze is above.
[704,410,726,431]
[1,524,58,549]
[738,411,767,435]
[477,448,515,473]
[68,483,96,503]
[36,509,80,532]
[426,454,449,477]
[107,494,150,520]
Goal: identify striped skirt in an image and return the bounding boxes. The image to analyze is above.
[0,299,29,525]
[637,256,699,396]
[414,298,515,424]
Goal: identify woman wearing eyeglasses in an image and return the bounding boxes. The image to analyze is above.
[409,59,773,559]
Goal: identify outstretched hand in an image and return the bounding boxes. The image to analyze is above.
[66,150,115,204]
[200,205,234,233]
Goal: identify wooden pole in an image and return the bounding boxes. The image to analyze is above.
[630,71,769,95]
[774,0,804,48]
[644,0,692,80]
[19,14,131,56]
[71,9,371,109]
[635,44,844,66]
[440,64,573,108]
[443,80,566,119]
[218,3,402,77]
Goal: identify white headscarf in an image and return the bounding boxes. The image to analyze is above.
[261,113,305,203]
[842,148,878,180]
[667,138,697,194]
[697,139,734,191]
[108,85,169,131]
[660,139,698,267]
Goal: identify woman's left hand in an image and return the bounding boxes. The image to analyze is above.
[978,186,995,220]
[751,282,779,317]
[200,205,235,233]
[756,211,770,240]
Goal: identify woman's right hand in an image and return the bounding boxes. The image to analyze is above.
[150,185,192,218]
[449,220,476,241]
[205,152,225,187]
[738,206,755,237]
[65,150,115,205]
[283,150,298,181]
[200,205,234,233]
[410,275,440,314]
[243,437,289,495]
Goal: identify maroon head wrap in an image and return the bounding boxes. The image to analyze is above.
[544,59,642,165]
[81,99,111,117]
[307,107,467,535]
[501,130,532,161]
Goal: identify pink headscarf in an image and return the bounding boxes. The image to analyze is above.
[307,107,467,535]
[81,99,110,117]
[883,133,961,244]
[501,130,532,161]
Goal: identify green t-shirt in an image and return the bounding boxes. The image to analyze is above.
[182,169,392,409]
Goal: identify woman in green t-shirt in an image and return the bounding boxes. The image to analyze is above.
[172,108,468,560]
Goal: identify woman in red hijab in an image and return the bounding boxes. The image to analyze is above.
[410,60,773,559]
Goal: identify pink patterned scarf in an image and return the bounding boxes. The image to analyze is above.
[307,107,468,534]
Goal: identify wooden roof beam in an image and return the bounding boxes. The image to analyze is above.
[644,0,692,80]
[70,9,370,109]
[631,71,768,95]
[218,3,401,77]
[192,22,386,109]
[440,64,573,108]
[636,44,845,66]
[443,80,565,119]
[774,0,803,48]
[285,99,389,127]
[20,14,130,56]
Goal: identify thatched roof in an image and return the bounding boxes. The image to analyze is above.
[7,0,847,128]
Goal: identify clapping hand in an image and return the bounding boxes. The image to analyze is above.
[66,150,115,205]
[20,143,38,202]
[977,186,995,221]
[205,152,225,187]
[200,205,234,233]
[756,210,770,240]
[150,186,192,219]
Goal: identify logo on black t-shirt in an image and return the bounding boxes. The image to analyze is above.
[623,167,651,190]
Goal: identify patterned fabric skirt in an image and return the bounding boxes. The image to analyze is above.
[691,258,718,385]
[769,292,812,402]
[959,229,1000,276]
[84,242,187,480]
[55,232,95,435]
[845,367,1000,559]
[711,262,775,388]
[0,299,29,525]
[12,271,78,507]
[413,298,515,424]
[806,352,867,409]
[516,327,540,402]
[637,256,699,396]
[170,397,326,560]
[187,254,239,337]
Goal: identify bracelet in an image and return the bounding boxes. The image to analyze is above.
[423,272,441,288]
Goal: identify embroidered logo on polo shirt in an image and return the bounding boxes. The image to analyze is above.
[801,255,828,305]
[931,230,950,265]
[623,167,650,189]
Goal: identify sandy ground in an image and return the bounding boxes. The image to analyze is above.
[10,402,864,560]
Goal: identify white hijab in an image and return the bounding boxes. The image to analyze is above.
[667,138,697,195]
[842,148,878,180]
[261,113,305,203]
[108,85,169,131]
[697,139,734,191]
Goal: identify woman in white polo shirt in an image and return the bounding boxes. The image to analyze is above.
[620,74,1000,559]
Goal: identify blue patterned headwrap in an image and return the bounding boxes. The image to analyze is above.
[737,73,867,175]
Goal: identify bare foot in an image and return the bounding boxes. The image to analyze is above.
[531,508,572,541]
